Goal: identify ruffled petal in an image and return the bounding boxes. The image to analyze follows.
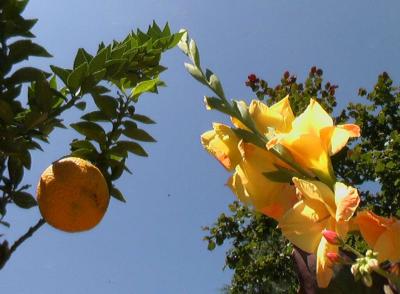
[279,200,330,253]
[292,178,336,218]
[334,182,360,222]
[320,124,361,156]
[201,123,241,170]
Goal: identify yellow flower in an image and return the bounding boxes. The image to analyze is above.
[227,141,298,220]
[355,211,400,263]
[279,178,360,288]
[267,99,360,185]
[231,95,294,135]
[201,123,241,171]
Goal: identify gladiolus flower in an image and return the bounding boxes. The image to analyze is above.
[279,178,360,288]
[201,123,241,171]
[355,211,400,262]
[231,96,295,135]
[267,99,360,185]
[227,141,298,220]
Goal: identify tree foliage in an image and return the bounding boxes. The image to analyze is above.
[0,0,182,269]
[203,68,400,293]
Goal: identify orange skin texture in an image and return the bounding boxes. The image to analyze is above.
[37,157,110,232]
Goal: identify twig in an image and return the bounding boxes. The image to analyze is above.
[9,218,46,255]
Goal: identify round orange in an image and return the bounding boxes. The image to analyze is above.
[36,157,110,232]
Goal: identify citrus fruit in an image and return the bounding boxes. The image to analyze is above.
[36,157,110,232]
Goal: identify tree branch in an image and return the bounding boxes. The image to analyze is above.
[0,218,46,270]
[9,218,46,255]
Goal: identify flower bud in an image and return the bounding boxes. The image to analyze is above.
[326,252,341,264]
[322,229,341,245]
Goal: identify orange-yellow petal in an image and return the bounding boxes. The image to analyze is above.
[355,211,400,262]
[334,182,360,222]
[292,178,336,218]
[316,233,337,288]
[320,124,361,156]
[201,123,241,171]
[279,199,330,253]
[249,95,294,134]
[228,142,297,220]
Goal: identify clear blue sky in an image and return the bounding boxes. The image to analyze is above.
[1,1,400,293]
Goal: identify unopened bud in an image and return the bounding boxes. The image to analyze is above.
[326,252,341,264]
[362,274,373,287]
[322,229,341,245]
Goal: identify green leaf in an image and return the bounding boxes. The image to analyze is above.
[70,121,106,144]
[93,95,118,119]
[110,187,126,203]
[189,39,200,66]
[8,157,24,186]
[19,149,31,169]
[184,63,206,85]
[131,114,156,124]
[70,140,97,151]
[131,78,159,100]
[50,65,71,85]
[0,100,14,123]
[89,47,108,73]
[67,62,88,92]
[8,40,52,63]
[8,67,48,84]
[75,101,86,110]
[114,141,148,157]
[74,48,92,69]
[123,126,156,142]
[81,111,110,122]
[12,191,37,209]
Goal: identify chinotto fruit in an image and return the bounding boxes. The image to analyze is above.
[36,157,110,232]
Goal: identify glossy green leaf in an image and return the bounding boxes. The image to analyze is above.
[114,140,148,157]
[12,191,37,209]
[70,121,106,144]
[110,187,126,203]
[67,62,88,92]
[131,78,159,100]
[7,157,23,186]
[93,95,118,118]
[89,47,108,73]
[8,40,51,63]
[81,111,110,122]
[50,65,71,85]
[123,125,156,142]
[8,67,48,84]
[131,114,155,124]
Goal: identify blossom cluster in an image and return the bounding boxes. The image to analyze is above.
[201,96,400,288]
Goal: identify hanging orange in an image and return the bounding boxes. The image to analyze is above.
[36,157,110,232]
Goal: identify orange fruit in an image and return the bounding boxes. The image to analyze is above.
[36,157,110,232]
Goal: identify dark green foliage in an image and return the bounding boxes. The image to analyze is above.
[0,0,181,269]
[204,69,400,292]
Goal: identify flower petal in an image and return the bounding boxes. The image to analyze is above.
[334,182,360,222]
[228,142,297,220]
[279,199,330,253]
[292,178,336,218]
[316,231,337,288]
[201,123,241,170]
[320,124,361,156]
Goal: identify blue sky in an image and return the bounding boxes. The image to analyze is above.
[1,1,400,293]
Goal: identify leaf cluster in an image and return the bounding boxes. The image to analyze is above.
[0,0,181,269]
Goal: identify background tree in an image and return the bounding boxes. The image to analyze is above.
[0,0,182,269]
[202,68,399,293]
